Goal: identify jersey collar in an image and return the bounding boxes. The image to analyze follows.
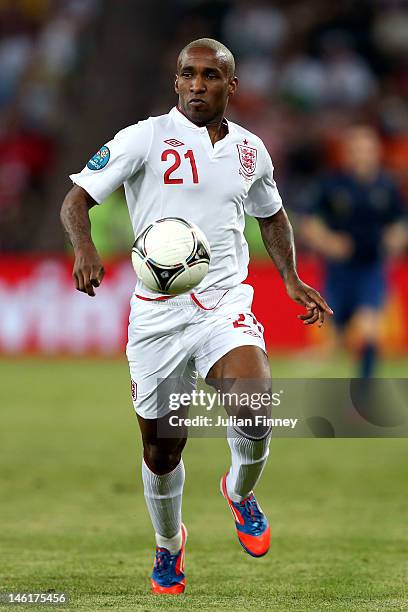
[170,106,231,135]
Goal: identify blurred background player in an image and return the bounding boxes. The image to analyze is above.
[301,126,407,377]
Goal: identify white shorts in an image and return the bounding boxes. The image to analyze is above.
[126,284,266,419]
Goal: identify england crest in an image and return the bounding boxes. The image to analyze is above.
[237,143,257,177]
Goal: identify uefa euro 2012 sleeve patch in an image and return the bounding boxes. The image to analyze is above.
[86,146,110,170]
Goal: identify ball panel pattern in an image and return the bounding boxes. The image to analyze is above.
[131,217,211,295]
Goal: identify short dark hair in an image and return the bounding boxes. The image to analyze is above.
[178,38,235,78]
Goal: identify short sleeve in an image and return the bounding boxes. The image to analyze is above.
[69,119,153,204]
[244,143,282,218]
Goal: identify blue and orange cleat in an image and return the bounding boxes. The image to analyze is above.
[220,472,270,557]
[150,523,187,595]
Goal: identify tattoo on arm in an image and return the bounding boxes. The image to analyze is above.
[257,207,298,282]
[60,186,97,251]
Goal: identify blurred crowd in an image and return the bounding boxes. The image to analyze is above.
[1,0,408,253]
[0,0,101,250]
[165,0,408,218]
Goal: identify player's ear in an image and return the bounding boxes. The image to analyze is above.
[228,76,238,98]
[174,74,179,94]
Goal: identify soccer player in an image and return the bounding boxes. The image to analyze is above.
[61,38,332,594]
[301,126,406,377]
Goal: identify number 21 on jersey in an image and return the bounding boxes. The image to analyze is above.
[162,149,199,184]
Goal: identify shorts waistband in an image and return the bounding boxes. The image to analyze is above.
[134,289,230,309]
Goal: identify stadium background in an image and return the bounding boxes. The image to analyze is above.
[1,1,407,610]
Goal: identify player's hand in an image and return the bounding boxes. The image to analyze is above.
[327,233,354,261]
[72,245,105,297]
[285,276,333,327]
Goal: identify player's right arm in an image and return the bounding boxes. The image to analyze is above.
[60,184,104,297]
[299,178,353,261]
[61,119,153,296]
[301,216,354,261]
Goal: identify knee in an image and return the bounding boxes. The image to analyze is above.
[143,439,186,474]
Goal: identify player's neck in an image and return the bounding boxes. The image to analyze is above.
[176,105,228,146]
[352,166,378,183]
[206,119,228,146]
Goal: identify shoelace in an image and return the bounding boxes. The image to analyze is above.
[154,547,177,579]
[239,495,265,533]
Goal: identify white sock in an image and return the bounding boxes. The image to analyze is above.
[142,458,184,553]
[155,530,182,555]
[226,426,271,502]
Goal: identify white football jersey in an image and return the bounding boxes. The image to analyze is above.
[70,106,282,296]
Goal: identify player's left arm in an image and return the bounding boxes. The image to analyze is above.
[382,181,408,256]
[257,207,333,327]
[383,221,408,255]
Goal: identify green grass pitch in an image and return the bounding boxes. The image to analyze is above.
[1,357,407,611]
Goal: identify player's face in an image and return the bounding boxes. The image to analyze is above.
[343,127,381,176]
[175,48,237,126]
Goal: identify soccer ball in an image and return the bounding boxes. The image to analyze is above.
[131,217,211,295]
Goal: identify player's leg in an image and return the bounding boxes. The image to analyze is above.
[208,346,272,515]
[127,298,196,594]
[138,410,187,552]
[348,264,385,378]
[324,264,354,360]
[191,285,274,555]
[348,307,381,378]
[207,345,272,557]
[133,392,190,595]
[207,345,272,502]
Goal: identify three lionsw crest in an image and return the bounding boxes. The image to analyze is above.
[237,143,257,177]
